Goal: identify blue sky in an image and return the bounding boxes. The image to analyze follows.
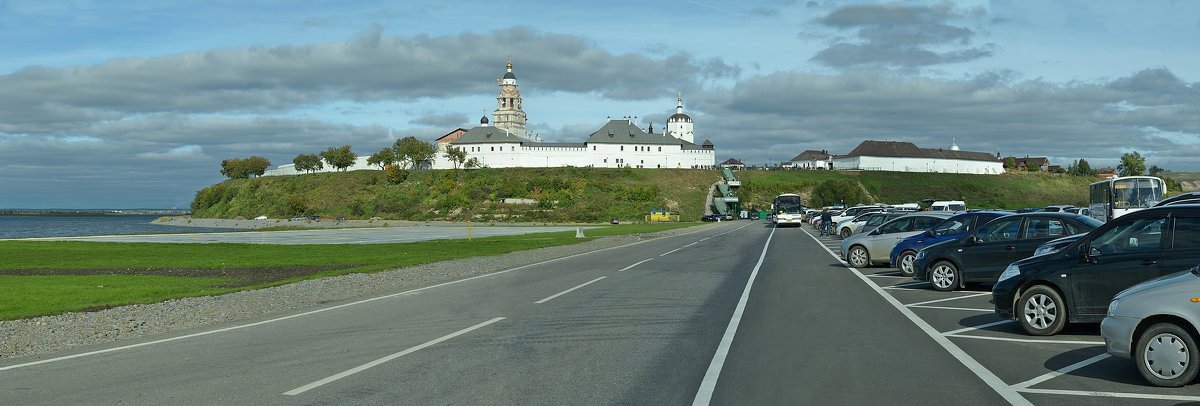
[1,0,1197,208]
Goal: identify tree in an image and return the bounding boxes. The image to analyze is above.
[293,153,323,173]
[242,156,271,177]
[367,148,397,169]
[393,136,436,169]
[444,146,468,169]
[1117,151,1146,177]
[464,157,482,169]
[1073,158,1093,176]
[220,158,247,179]
[1004,157,1017,171]
[320,145,357,171]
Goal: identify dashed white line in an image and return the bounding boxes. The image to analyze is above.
[660,248,682,257]
[1011,353,1111,389]
[1015,388,1200,402]
[618,258,654,272]
[908,305,993,312]
[692,225,777,406]
[801,229,1032,406]
[942,320,1014,336]
[945,334,1104,345]
[906,292,991,307]
[534,276,607,304]
[283,317,505,396]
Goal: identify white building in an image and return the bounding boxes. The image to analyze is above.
[831,140,1003,175]
[783,150,831,170]
[264,60,715,176]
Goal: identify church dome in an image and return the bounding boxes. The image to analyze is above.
[503,71,516,80]
[480,115,489,124]
[668,112,692,122]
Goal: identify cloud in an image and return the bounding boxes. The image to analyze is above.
[810,2,994,69]
[410,112,470,128]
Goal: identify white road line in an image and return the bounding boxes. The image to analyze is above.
[534,277,607,304]
[660,248,682,257]
[283,317,505,396]
[942,320,1014,336]
[882,282,929,290]
[692,226,776,406]
[618,258,654,272]
[908,305,993,312]
[0,232,672,371]
[866,274,911,279]
[801,229,1032,406]
[1015,387,1200,402]
[945,334,1104,345]
[906,292,991,307]
[1011,353,1111,389]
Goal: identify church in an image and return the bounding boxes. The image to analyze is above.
[429,60,715,169]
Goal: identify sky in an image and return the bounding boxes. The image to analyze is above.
[1,0,1197,209]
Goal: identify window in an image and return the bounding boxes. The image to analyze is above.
[658,147,662,152]
[1092,217,1166,254]
[593,146,596,151]
[878,218,913,234]
[932,218,969,235]
[490,147,494,151]
[912,216,942,231]
[975,218,1022,242]
[1173,216,1200,250]
[1022,218,1069,239]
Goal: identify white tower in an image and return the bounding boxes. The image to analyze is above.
[492,58,528,138]
[666,92,694,143]
[950,137,960,151]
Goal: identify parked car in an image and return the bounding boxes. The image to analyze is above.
[1042,205,1076,212]
[991,205,1200,336]
[1154,191,1200,207]
[829,205,887,228]
[836,211,893,239]
[1031,233,1087,257]
[1103,265,1200,387]
[913,212,1102,292]
[889,211,1009,276]
[840,212,954,268]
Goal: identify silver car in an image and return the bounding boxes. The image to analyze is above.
[840,212,954,268]
[1102,266,1200,387]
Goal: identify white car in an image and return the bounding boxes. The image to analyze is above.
[829,205,887,226]
[836,211,897,239]
[839,212,954,268]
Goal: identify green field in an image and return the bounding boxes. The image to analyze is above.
[0,222,697,320]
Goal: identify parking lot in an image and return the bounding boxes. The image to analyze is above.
[802,224,1200,404]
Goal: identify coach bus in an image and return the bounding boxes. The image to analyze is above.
[772,193,805,227]
[1088,175,1165,222]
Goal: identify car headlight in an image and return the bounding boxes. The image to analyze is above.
[1033,244,1060,257]
[915,250,926,260]
[1108,299,1119,317]
[998,264,1020,282]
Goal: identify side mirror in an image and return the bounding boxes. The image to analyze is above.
[925,230,936,237]
[967,235,979,244]
[1085,246,1101,264]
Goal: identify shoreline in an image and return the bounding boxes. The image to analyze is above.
[152,216,594,230]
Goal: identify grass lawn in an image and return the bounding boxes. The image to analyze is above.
[0,222,701,320]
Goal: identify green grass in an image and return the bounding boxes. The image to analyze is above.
[0,222,701,320]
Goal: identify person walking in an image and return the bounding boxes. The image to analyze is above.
[819,208,833,237]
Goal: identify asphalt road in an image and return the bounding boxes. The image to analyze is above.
[3,220,1198,404]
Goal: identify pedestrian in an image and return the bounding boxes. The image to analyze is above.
[819,208,833,236]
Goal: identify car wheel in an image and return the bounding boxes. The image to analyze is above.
[847,246,870,268]
[929,261,959,292]
[1017,285,1067,336]
[840,228,852,239]
[897,251,917,277]
[1135,322,1200,387]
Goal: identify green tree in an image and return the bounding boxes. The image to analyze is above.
[1117,151,1146,176]
[464,157,483,169]
[293,153,323,173]
[809,179,867,208]
[393,136,436,169]
[367,148,397,169]
[1074,159,1093,176]
[1004,157,1017,171]
[242,156,271,177]
[320,145,357,171]
[444,146,467,169]
[220,158,247,179]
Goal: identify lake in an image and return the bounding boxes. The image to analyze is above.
[0,215,237,239]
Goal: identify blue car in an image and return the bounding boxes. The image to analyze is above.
[889,211,1009,276]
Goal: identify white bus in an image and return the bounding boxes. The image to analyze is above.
[1088,176,1165,222]
[772,194,805,227]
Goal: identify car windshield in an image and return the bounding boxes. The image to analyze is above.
[932,218,969,235]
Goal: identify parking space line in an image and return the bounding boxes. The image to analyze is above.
[1011,353,1111,389]
[908,305,993,312]
[906,292,991,307]
[866,274,910,279]
[870,271,902,276]
[945,334,1104,345]
[617,258,654,272]
[942,320,1013,335]
[882,282,930,290]
[801,229,1032,405]
[535,276,607,304]
[283,317,505,396]
[1014,388,1200,402]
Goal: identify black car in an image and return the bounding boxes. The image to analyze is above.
[992,204,1200,335]
[1154,191,1200,207]
[913,212,1103,292]
[701,214,719,222]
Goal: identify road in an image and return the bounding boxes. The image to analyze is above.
[3,220,1198,404]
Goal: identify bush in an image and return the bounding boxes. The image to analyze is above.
[386,166,410,184]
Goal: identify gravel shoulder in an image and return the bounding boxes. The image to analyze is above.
[0,226,705,360]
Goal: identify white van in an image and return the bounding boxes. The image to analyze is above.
[929,200,966,211]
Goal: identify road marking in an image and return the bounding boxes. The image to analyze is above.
[871,271,902,276]
[692,226,776,406]
[283,317,505,396]
[534,276,607,304]
[1015,388,1200,402]
[801,229,1032,406]
[618,258,654,272]
[0,232,675,371]
[942,320,1014,335]
[660,248,682,256]
[1011,353,1111,389]
[906,292,991,307]
[882,281,929,290]
[908,305,993,312]
[867,274,910,279]
[945,334,1104,345]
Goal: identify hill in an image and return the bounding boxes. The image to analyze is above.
[191,168,1097,221]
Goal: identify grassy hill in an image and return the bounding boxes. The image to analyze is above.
[192,168,1098,221]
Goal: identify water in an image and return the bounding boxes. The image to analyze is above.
[0,215,237,239]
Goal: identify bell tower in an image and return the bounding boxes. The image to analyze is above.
[492,58,528,138]
[666,92,694,143]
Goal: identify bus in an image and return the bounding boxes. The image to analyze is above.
[1088,176,1165,222]
[772,193,805,227]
